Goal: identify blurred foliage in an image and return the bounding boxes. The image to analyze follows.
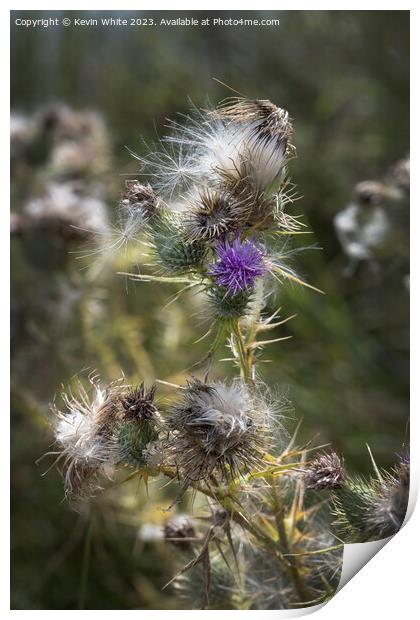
[11,10,409,610]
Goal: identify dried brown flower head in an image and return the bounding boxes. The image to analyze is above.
[214,98,293,145]
[120,383,158,421]
[120,180,159,219]
[305,452,346,491]
[184,189,239,241]
[167,378,270,486]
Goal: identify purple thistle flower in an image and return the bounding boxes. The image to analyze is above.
[209,237,267,295]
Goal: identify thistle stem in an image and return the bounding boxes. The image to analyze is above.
[231,320,253,386]
[270,475,312,604]
[230,279,266,388]
[159,466,275,550]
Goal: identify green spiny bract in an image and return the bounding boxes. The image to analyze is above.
[115,383,160,467]
[149,208,207,274]
[115,419,158,467]
[332,458,410,542]
[206,285,251,320]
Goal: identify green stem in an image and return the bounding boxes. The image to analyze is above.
[231,320,253,386]
[231,278,265,389]
[270,475,312,603]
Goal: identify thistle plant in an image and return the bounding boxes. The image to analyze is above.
[46,95,410,609]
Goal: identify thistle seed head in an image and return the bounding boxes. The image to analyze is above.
[305,452,346,491]
[24,181,109,241]
[208,98,294,190]
[52,377,161,496]
[163,97,293,195]
[214,98,293,145]
[183,189,238,242]
[167,378,270,484]
[354,180,391,206]
[52,379,122,496]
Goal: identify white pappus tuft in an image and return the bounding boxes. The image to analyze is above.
[167,378,273,486]
[165,98,293,193]
[51,377,161,497]
[52,379,121,496]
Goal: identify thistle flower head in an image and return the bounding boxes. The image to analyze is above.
[52,377,161,496]
[333,454,410,542]
[120,383,158,421]
[209,237,267,295]
[214,98,293,144]
[305,452,346,491]
[167,378,270,484]
[208,97,293,190]
[183,189,239,242]
[120,180,159,220]
[364,456,410,538]
[52,379,121,496]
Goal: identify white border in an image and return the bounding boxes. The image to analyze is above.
[4,3,416,618]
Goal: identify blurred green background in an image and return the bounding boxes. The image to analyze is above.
[11,10,409,609]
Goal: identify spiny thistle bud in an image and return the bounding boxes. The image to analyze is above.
[305,452,346,491]
[183,189,239,242]
[149,209,207,274]
[120,180,159,220]
[164,515,197,551]
[167,378,270,485]
[209,237,267,296]
[364,456,410,539]
[332,455,410,542]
